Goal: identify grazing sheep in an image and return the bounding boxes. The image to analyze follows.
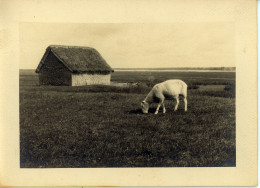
[141,79,187,114]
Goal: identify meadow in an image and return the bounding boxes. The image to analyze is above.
[20,70,235,167]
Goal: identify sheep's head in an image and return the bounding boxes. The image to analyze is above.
[141,101,149,114]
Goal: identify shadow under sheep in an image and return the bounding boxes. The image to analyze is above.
[128,107,186,114]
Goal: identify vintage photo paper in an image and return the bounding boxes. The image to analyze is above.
[0,0,257,186]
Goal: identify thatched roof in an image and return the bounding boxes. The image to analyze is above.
[36,45,113,73]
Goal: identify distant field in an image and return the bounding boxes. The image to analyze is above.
[20,69,235,87]
[20,69,236,167]
[114,67,236,71]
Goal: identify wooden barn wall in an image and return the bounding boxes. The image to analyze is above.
[39,52,72,86]
[71,73,111,86]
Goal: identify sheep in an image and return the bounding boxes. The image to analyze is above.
[141,79,187,114]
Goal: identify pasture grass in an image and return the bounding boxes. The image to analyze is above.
[20,70,236,167]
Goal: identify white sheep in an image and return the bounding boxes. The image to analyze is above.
[141,79,187,114]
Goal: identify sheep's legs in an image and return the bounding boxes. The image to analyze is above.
[155,99,164,114]
[162,103,166,113]
[184,97,187,111]
[174,97,179,111]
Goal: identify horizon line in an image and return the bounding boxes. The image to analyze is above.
[20,66,236,70]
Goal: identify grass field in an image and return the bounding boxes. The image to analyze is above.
[20,69,236,167]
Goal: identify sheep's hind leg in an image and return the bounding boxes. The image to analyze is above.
[184,96,187,112]
[174,96,179,111]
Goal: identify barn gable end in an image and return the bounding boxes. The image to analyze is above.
[39,51,72,86]
[36,45,114,86]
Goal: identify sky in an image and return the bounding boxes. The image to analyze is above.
[19,22,235,69]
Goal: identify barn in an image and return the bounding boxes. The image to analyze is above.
[35,45,114,86]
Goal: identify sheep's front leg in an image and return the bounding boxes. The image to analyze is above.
[162,102,166,113]
[174,96,179,111]
[155,99,164,115]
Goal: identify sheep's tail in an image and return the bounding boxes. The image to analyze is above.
[181,82,188,111]
[181,82,188,98]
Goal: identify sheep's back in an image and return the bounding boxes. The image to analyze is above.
[154,79,187,97]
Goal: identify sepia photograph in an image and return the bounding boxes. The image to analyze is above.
[0,0,257,186]
[19,23,236,168]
